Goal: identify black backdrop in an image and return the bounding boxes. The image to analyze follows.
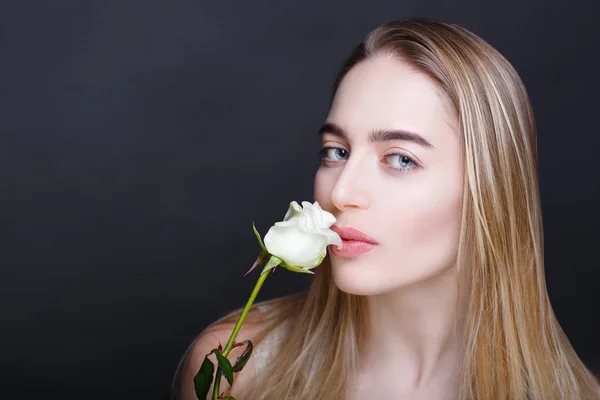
[1,1,599,399]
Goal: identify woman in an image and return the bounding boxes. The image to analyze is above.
[173,18,600,399]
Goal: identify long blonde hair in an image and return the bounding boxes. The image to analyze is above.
[187,18,599,399]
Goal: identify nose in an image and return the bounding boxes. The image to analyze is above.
[329,156,370,211]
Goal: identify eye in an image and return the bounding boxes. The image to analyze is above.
[386,153,419,173]
[318,146,349,161]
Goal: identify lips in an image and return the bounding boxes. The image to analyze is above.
[330,225,378,244]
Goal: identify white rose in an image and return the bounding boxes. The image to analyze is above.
[261,201,342,274]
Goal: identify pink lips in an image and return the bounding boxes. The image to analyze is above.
[329,225,378,258]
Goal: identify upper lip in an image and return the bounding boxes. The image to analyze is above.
[331,225,378,244]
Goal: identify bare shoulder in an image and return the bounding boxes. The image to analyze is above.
[174,305,268,400]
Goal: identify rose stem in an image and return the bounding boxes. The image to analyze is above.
[211,260,271,400]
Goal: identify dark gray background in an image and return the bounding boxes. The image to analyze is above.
[1,1,599,399]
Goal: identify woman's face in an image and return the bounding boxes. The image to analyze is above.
[314,54,464,295]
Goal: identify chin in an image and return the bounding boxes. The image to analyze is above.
[330,263,405,296]
[330,259,456,296]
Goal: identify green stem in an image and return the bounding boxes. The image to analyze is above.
[211,258,272,400]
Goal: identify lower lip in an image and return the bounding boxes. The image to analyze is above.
[330,240,377,258]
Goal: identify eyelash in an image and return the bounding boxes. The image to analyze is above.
[318,146,420,173]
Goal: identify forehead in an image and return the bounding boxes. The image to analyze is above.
[327,54,457,143]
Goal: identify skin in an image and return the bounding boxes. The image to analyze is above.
[314,54,467,399]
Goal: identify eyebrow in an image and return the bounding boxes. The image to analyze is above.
[318,122,435,149]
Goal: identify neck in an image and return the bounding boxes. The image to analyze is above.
[360,266,467,392]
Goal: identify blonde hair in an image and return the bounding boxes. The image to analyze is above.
[181,18,600,399]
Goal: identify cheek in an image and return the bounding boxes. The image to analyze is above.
[407,196,461,254]
[313,169,333,207]
[391,175,463,271]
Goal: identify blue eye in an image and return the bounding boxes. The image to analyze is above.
[319,146,349,161]
[386,153,418,172]
[318,146,420,173]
